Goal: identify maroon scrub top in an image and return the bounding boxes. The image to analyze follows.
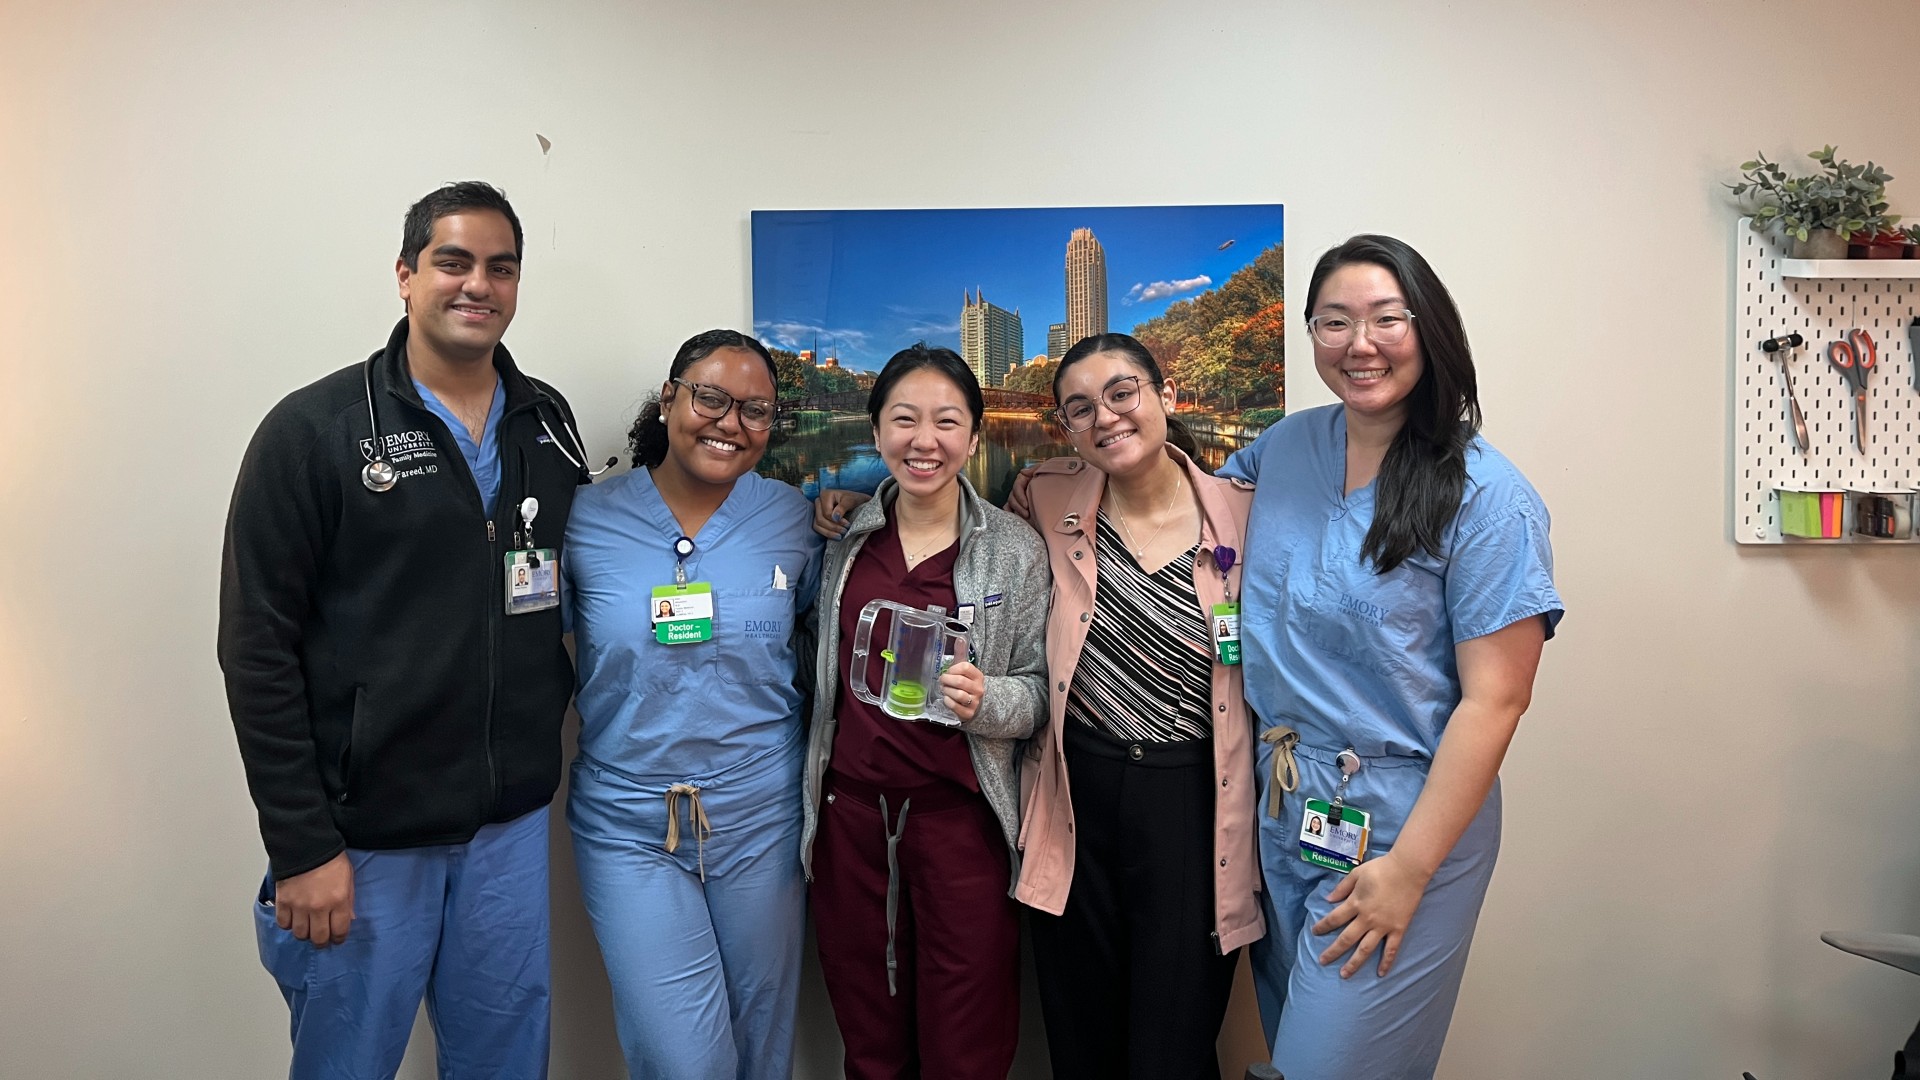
[832,512,978,794]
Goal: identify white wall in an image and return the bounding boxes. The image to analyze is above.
[4,1,1919,1076]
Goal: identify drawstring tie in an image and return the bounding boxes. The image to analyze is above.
[664,783,712,882]
[1261,726,1300,819]
[880,794,912,998]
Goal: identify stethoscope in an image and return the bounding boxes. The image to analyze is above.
[359,356,616,493]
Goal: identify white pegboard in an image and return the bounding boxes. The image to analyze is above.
[1734,220,1920,544]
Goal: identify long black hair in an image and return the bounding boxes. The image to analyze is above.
[1307,235,1481,574]
[1054,333,1200,459]
[866,343,983,431]
[626,329,778,469]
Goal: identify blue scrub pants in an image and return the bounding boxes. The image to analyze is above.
[252,806,552,1080]
[1250,738,1500,1080]
[568,740,805,1080]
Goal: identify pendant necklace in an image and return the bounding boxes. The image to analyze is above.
[903,509,957,568]
[1110,474,1183,562]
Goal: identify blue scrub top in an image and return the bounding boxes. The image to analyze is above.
[563,467,823,780]
[414,377,506,516]
[1220,405,1564,760]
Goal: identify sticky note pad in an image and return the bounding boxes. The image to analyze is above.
[1779,490,1822,538]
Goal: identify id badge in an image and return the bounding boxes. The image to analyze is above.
[1299,798,1370,874]
[651,582,714,644]
[1211,602,1241,665]
[504,549,559,614]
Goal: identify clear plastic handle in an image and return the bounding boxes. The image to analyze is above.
[927,619,973,727]
[848,600,885,707]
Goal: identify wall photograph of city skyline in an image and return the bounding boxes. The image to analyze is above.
[750,204,1285,503]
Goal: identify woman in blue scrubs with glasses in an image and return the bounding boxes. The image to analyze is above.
[563,329,822,1079]
[1222,236,1563,1079]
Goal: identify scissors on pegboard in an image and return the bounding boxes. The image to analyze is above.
[1826,328,1877,455]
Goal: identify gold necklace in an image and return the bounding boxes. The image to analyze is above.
[1109,474,1183,561]
[901,514,957,567]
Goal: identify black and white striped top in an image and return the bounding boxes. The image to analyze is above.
[1065,511,1214,744]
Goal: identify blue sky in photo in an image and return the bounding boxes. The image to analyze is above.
[751,204,1285,372]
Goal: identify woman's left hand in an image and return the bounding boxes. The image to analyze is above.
[939,662,986,724]
[1312,851,1432,978]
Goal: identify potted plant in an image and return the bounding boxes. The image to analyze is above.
[1903,224,1920,259]
[1730,146,1900,259]
[1848,230,1909,260]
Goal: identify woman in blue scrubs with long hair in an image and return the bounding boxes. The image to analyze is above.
[563,329,822,1079]
[1224,236,1563,1079]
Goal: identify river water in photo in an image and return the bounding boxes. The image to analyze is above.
[757,412,1259,507]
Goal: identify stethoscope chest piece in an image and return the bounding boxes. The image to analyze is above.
[360,355,398,493]
[362,459,397,493]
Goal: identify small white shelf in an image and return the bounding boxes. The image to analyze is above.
[1779,258,1920,279]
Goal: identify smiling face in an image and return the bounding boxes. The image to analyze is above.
[655,346,775,489]
[396,210,520,364]
[874,367,980,502]
[1311,262,1425,425]
[1055,349,1178,480]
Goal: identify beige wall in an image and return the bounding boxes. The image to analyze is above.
[5,1,1920,1076]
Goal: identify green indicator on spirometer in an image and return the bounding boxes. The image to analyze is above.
[888,679,927,711]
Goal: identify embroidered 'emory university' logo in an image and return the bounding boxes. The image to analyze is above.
[359,430,438,464]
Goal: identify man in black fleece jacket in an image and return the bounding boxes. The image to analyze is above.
[219,181,590,1079]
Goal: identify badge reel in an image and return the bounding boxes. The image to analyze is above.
[1299,748,1371,874]
[651,535,714,645]
[504,496,561,614]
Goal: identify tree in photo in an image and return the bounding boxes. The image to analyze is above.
[1130,243,1285,416]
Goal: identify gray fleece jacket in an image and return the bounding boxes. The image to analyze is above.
[800,475,1050,887]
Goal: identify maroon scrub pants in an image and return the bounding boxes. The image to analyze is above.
[811,771,1020,1080]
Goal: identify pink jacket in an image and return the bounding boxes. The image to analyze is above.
[1010,449,1266,953]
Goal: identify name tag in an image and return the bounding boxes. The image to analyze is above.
[504,550,559,614]
[1211,602,1241,665]
[1299,798,1370,874]
[651,582,714,644]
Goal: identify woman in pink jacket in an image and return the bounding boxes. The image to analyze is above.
[1010,333,1264,1080]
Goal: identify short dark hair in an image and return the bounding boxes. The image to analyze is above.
[399,182,524,270]
[1305,234,1481,573]
[866,343,983,432]
[626,330,779,469]
[1054,332,1200,459]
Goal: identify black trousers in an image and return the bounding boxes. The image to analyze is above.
[1029,722,1240,1080]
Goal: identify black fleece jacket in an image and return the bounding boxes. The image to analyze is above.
[219,318,587,880]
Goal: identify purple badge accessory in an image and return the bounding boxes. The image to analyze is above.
[1213,546,1236,574]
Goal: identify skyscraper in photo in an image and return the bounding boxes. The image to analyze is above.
[960,289,1023,391]
[1065,228,1108,346]
[1047,322,1068,359]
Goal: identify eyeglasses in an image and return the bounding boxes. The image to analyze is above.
[671,378,777,431]
[1306,308,1416,349]
[1057,375,1145,433]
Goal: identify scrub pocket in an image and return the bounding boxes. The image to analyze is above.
[719,588,799,686]
[253,874,312,992]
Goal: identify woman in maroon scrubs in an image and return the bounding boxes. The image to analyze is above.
[800,344,1050,1079]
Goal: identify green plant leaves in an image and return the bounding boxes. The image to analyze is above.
[1731,146,1900,243]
